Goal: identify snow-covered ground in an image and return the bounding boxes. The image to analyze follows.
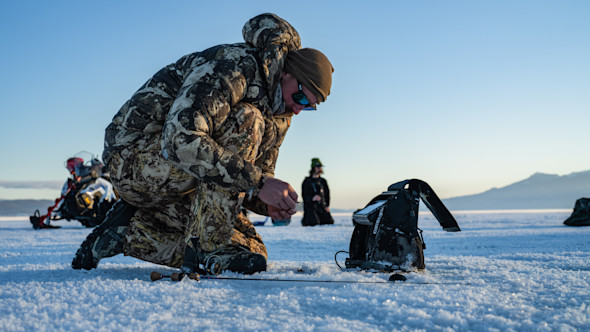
[0,210,588,331]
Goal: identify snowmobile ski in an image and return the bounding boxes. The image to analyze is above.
[30,210,62,229]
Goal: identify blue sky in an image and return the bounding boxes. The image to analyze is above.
[1,1,588,209]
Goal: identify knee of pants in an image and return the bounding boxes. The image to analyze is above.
[109,146,197,208]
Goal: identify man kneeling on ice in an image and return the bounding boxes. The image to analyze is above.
[72,13,334,274]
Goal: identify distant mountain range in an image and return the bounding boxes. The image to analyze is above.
[0,199,53,216]
[442,170,590,210]
[1,171,589,215]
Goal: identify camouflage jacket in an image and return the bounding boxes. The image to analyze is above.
[103,14,301,201]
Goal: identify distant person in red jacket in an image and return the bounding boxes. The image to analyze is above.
[301,158,334,226]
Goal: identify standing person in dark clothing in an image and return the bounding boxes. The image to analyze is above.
[301,158,334,226]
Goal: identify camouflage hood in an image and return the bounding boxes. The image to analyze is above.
[242,13,301,103]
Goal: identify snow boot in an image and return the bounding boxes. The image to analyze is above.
[72,200,136,270]
[181,238,266,275]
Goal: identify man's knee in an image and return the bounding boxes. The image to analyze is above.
[108,146,196,208]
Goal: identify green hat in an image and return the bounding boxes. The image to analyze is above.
[311,158,323,168]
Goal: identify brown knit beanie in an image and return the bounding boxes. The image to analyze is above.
[283,48,334,103]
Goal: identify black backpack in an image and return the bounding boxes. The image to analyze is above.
[344,179,461,271]
[563,197,590,226]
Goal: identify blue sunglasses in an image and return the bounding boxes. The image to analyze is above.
[292,82,317,111]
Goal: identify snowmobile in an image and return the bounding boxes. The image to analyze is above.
[30,152,117,229]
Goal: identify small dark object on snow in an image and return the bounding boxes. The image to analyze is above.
[150,271,200,282]
[389,274,407,282]
[564,197,590,226]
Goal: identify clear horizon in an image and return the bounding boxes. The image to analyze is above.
[1,1,589,208]
[1,168,589,205]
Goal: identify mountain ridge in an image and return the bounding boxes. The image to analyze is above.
[0,199,54,216]
[1,170,589,214]
[442,170,590,210]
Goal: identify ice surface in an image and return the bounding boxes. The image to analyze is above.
[0,210,588,331]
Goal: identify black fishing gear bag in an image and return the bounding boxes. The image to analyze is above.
[344,179,461,271]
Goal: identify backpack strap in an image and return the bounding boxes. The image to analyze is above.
[387,179,413,191]
[388,179,461,232]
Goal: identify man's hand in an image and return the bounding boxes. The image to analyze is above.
[258,176,298,214]
[268,204,293,220]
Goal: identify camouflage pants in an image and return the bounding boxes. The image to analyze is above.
[108,103,267,267]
